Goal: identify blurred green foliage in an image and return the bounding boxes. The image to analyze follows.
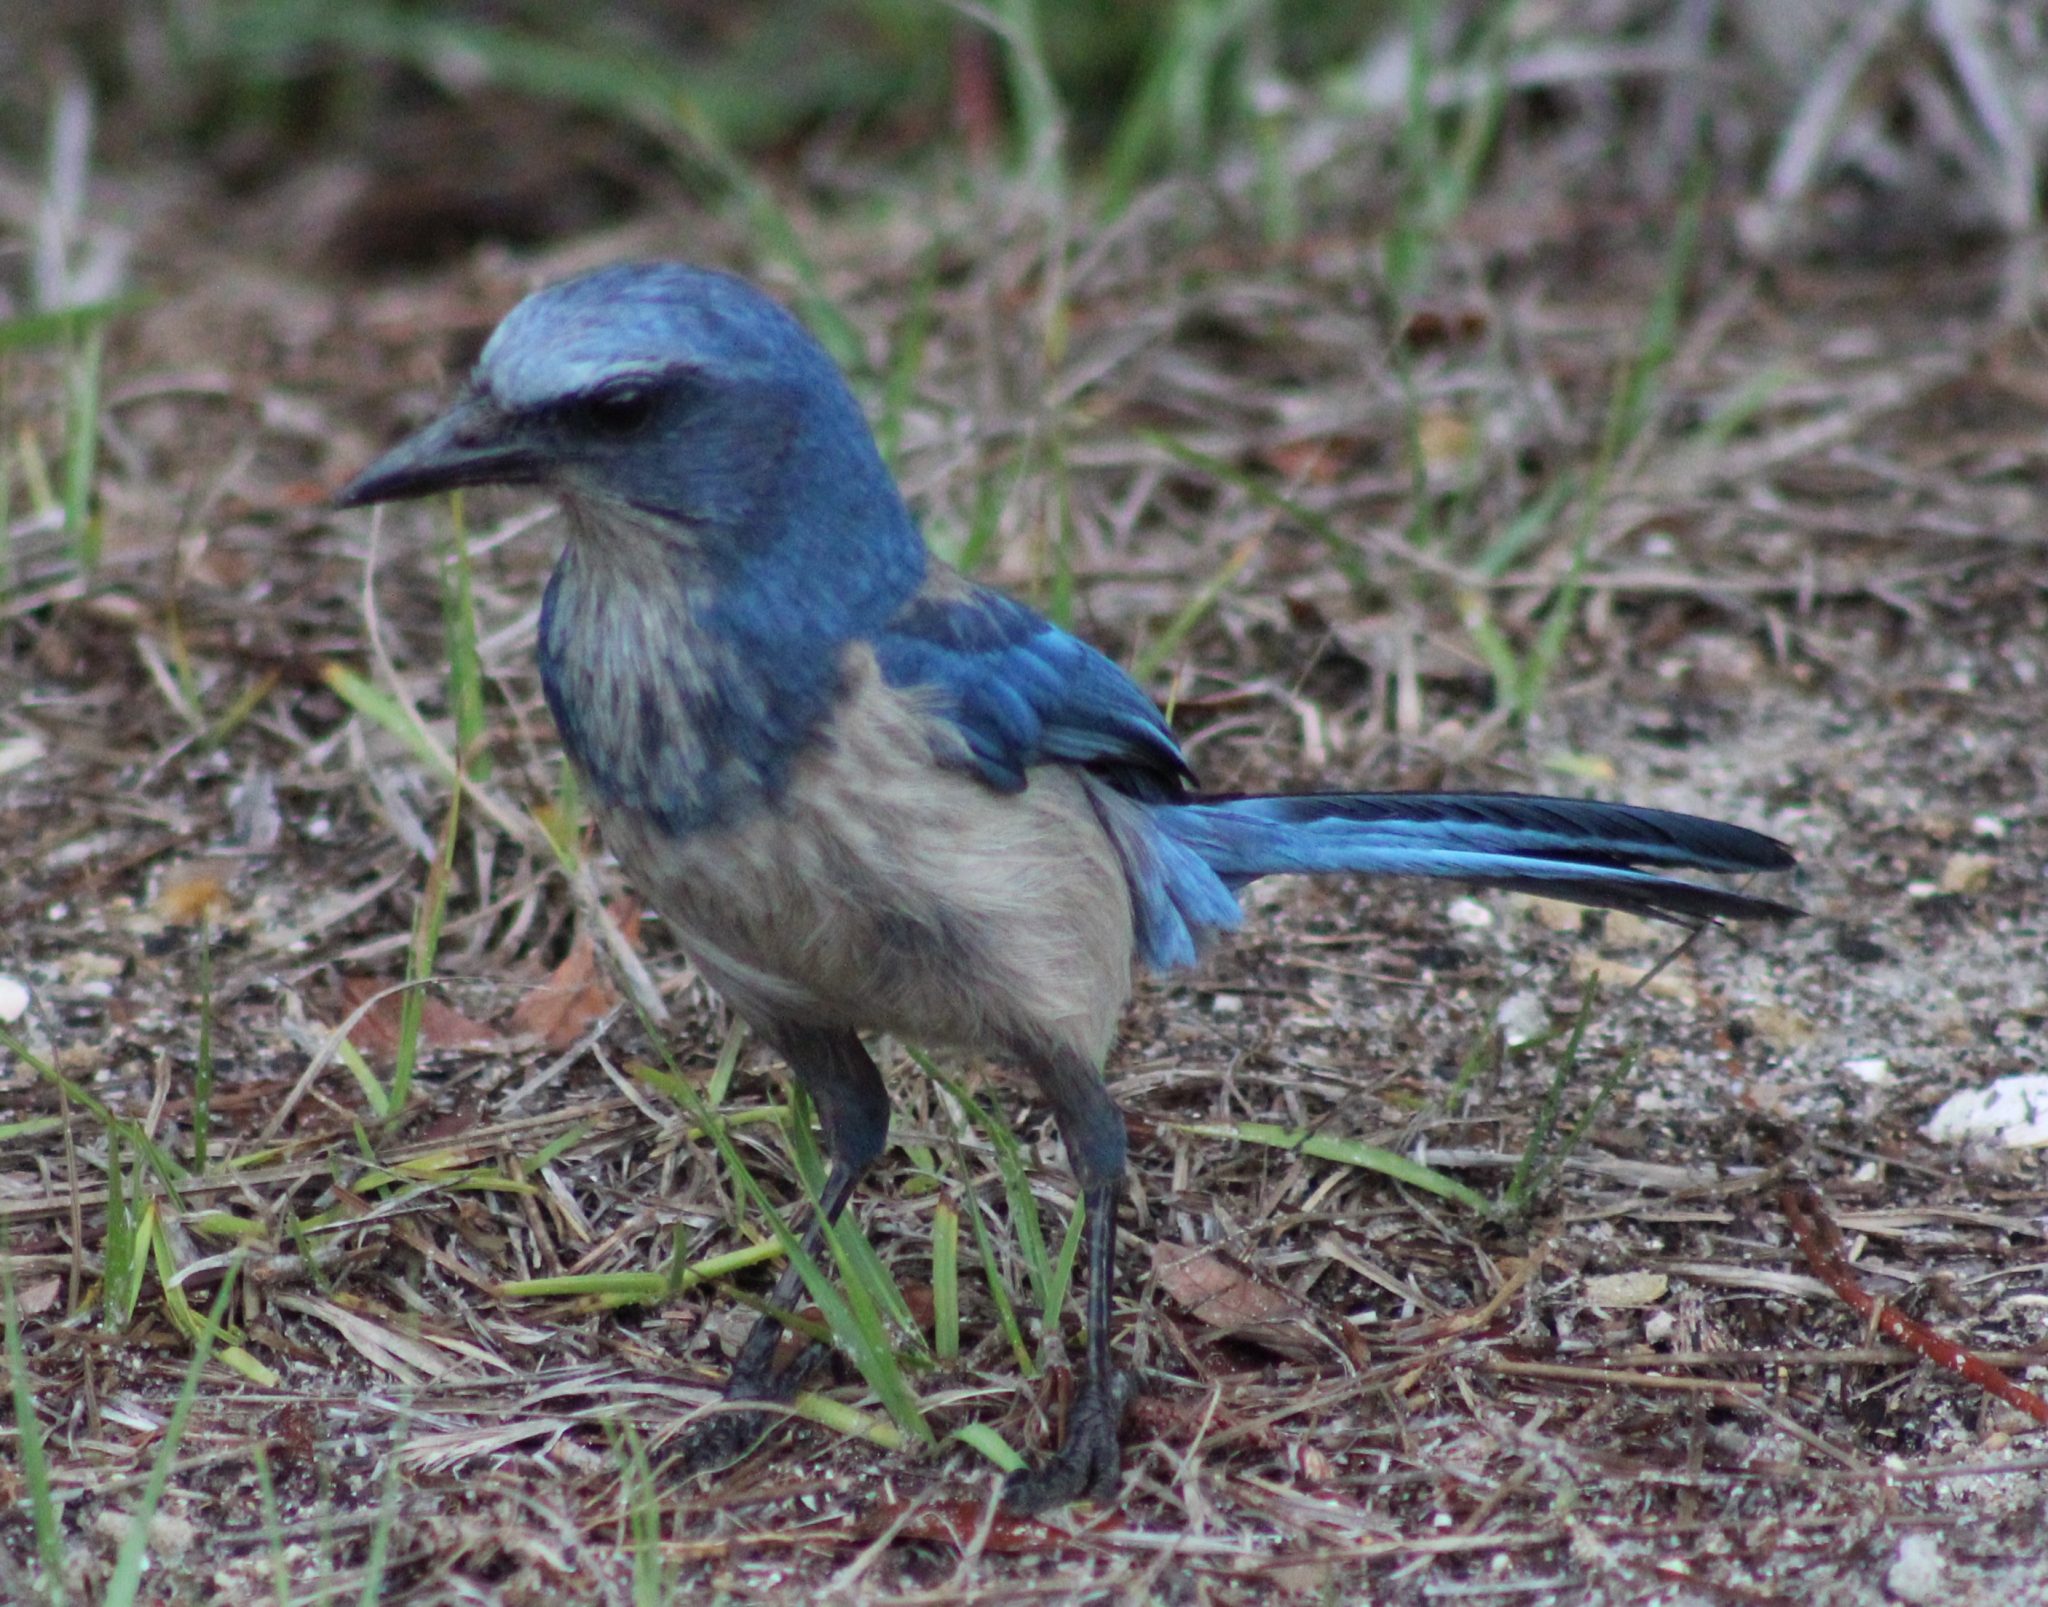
[14,0,1392,186]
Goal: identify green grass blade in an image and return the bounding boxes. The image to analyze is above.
[0,360,12,597]
[1474,474,1574,581]
[439,492,489,779]
[928,1101,1035,1377]
[1132,533,1258,682]
[1171,1118,1496,1218]
[950,1420,1025,1474]
[1611,149,1710,457]
[3,1226,66,1604]
[1048,1190,1084,1323]
[544,755,583,870]
[103,1262,241,1607]
[916,1054,1054,1312]
[193,921,215,1171]
[875,251,936,469]
[950,1147,1036,1378]
[1444,1011,1503,1116]
[1504,978,1599,1215]
[250,1444,289,1607]
[932,1194,960,1364]
[630,1055,932,1444]
[355,1403,411,1607]
[1512,527,1590,720]
[320,662,451,782]
[62,324,104,568]
[103,1126,132,1324]
[504,1238,783,1303]
[0,293,146,352]
[988,0,1070,202]
[147,1214,279,1386]
[2,1025,187,1196]
[1097,5,1188,217]
[390,780,462,1115]
[951,461,1015,574]
[1546,1040,1641,1193]
[517,1120,591,1179]
[705,1018,747,1107]
[783,1084,926,1354]
[790,1391,907,1448]
[608,1419,668,1607]
[1145,430,1374,592]
[333,1033,389,1115]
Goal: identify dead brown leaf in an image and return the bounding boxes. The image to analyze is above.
[340,975,502,1057]
[1152,1242,1332,1362]
[510,932,617,1050]
[14,1276,60,1316]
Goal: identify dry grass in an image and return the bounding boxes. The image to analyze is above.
[4,8,2048,1603]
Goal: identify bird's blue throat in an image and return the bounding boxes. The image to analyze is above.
[537,492,927,837]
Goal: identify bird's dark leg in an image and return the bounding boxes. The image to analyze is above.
[681,1025,889,1472]
[1004,1044,1134,1513]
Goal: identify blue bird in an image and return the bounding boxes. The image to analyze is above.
[336,262,1798,1510]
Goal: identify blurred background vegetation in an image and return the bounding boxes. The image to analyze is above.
[4,0,2041,722]
[8,0,2040,284]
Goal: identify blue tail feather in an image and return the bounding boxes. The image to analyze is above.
[1127,790,1798,971]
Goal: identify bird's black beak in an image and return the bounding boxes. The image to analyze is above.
[332,393,540,509]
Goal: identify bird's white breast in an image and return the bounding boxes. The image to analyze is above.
[597,645,1136,1065]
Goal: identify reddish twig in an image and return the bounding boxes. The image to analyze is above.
[1780,1179,2048,1427]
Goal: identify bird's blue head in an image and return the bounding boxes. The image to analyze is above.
[336,263,923,595]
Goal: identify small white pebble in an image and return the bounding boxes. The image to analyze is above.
[1209,993,1242,1017]
[1972,814,2008,840]
[0,734,46,777]
[1886,1534,1946,1604]
[1905,881,1939,900]
[1444,897,1492,929]
[1925,1075,2048,1149]
[0,976,27,1023]
[1585,1271,1667,1308]
[1496,990,1549,1047]
[1841,1056,1894,1085]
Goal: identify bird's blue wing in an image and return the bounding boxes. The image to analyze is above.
[871,578,1192,796]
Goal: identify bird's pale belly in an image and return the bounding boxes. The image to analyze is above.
[595,666,1137,1065]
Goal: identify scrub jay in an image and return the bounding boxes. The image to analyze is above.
[336,262,1797,1510]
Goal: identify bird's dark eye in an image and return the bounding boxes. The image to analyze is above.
[578,383,657,436]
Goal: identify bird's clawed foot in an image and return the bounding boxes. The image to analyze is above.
[1002,1367,1136,1514]
[677,1336,832,1477]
